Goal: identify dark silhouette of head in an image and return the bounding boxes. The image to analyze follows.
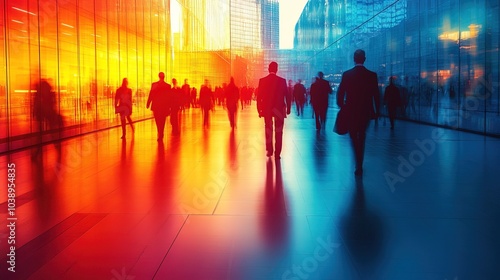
[158,72,165,80]
[268,61,278,73]
[121,78,128,88]
[318,71,324,79]
[354,49,366,64]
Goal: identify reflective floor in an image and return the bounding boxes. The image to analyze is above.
[1,104,499,280]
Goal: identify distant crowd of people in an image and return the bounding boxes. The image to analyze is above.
[112,49,407,176]
[257,49,381,176]
[140,73,256,140]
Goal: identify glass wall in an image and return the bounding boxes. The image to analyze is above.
[0,0,235,152]
[291,0,499,136]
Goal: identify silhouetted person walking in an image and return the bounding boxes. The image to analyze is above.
[337,50,380,176]
[33,78,64,160]
[257,61,291,159]
[182,79,191,109]
[34,78,64,131]
[310,72,332,130]
[147,72,171,141]
[293,79,306,116]
[383,77,401,129]
[225,77,239,129]
[171,78,182,134]
[115,78,134,139]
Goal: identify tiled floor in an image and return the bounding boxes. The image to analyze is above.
[1,104,499,280]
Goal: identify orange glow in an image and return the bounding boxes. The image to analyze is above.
[439,23,481,42]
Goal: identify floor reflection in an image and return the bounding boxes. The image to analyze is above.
[341,178,386,278]
[1,105,500,279]
[260,159,289,256]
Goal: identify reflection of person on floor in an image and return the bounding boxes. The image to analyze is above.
[337,49,380,176]
[147,72,171,141]
[225,77,239,129]
[115,78,135,139]
[383,77,401,129]
[257,61,291,159]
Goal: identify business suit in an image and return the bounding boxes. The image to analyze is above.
[337,62,380,175]
[199,81,213,128]
[170,79,182,134]
[257,65,291,159]
[147,78,171,140]
[384,80,401,129]
[310,76,332,129]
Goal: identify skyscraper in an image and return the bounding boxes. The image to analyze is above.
[261,0,280,49]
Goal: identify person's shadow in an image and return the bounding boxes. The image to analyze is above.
[31,149,62,227]
[340,177,386,278]
[260,159,289,258]
[228,130,237,170]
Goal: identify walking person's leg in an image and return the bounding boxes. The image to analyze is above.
[127,115,134,132]
[120,115,126,139]
[264,116,273,156]
[274,116,284,159]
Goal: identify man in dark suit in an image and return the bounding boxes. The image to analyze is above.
[337,50,381,176]
[293,79,307,117]
[170,78,182,135]
[383,76,402,129]
[257,61,291,159]
[147,72,171,141]
[310,71,332,130]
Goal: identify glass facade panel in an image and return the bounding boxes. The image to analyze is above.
[0,1,5,152]
[293,0,499,136]
[1,0,500,152]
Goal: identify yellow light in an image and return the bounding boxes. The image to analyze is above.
[12,7,36,16]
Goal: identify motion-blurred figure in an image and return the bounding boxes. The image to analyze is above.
[225,77,239,129]
[115,78,135,139]
[257,61,291,160]
[199,79,213,128]
[171,78,182,135]
[383,77,402,129]
[337,50,380,176]
[293,79,306,117]
[33,79,64,131]
[32,78,64,160]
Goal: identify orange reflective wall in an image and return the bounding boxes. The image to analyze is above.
[1,0,255,152]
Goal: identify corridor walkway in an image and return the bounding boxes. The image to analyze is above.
[1,104,499,280]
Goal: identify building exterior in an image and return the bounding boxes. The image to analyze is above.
[260,0,279,50]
